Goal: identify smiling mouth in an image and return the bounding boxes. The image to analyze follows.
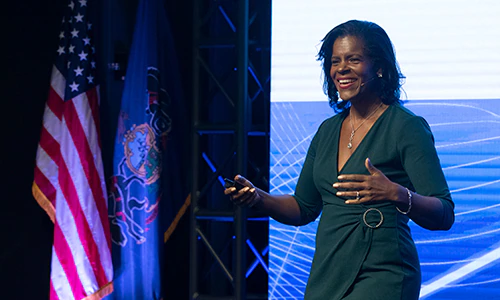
[337,78,357,88]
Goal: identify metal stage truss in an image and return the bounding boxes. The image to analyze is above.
[190,0,271,299]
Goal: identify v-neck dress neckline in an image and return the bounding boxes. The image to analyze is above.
[336,105,391,175]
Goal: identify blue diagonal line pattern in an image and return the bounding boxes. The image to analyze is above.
[270,100,500,299]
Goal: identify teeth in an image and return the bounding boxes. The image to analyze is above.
[339,79,356,84]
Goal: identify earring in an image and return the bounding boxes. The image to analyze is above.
[377,73,383,78]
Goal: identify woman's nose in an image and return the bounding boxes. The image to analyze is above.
[336,61,348,73]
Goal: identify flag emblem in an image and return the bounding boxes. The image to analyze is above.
[108,67,171,247]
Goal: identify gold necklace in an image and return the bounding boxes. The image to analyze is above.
[347,103,384,149]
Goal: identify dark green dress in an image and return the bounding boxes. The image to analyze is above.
[293,104,454,300]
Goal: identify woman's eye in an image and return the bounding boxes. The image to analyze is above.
[349,58,361,63]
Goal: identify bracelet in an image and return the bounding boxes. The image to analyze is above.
[396,188,412,215]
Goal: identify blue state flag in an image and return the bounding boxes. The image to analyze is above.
[107,0,188,298]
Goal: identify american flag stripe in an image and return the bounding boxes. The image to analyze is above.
[36,126,61,189]
[65,93,111,248]
[34,129,61,221]
[38,126,61,164]
[55,185,102,293]
[33,1,113,298]
[47,89,64,120]
[49,281,60,300]
[53,224,86,298]
[48,76,65,115]
[56,118,109,288]
[33,166,57,212]
[51,251,74,300]
[65,95,110,235]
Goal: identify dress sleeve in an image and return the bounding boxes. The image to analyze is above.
[293,122,324,225]
[397,115,455,229]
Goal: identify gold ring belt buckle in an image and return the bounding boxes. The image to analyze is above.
[363,208,384,229]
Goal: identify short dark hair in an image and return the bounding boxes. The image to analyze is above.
[317,20,405,112]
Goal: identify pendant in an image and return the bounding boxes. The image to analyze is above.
[348,130,355,149]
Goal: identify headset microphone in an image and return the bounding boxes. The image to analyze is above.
[360,76,377,87]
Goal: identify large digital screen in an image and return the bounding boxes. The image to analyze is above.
[269,1,500,299]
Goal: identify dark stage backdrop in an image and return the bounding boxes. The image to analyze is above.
[2,0,65,297]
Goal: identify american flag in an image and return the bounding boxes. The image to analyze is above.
[32,0,113,299]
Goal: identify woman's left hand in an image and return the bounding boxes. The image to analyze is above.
[333,158,400,204]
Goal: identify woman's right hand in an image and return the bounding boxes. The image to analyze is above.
[224,175,262,208]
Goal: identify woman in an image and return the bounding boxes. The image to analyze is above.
[225,20,455,300]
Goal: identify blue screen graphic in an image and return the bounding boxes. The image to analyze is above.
[269,100,500,299]
[269,1,500,298]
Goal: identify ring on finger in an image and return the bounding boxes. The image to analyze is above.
[356,191,360,201]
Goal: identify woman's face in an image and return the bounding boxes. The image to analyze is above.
[330,35,379,103]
